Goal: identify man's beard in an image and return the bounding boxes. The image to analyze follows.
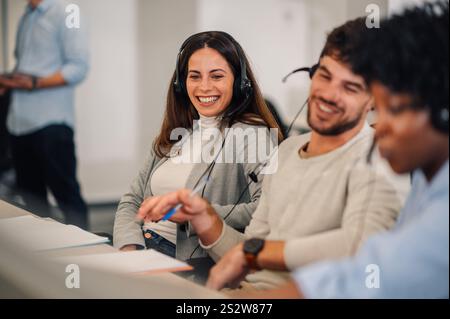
[307,100,365,136]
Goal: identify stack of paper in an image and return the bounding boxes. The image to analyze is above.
[53,250,192,274]
[0,215,109,251]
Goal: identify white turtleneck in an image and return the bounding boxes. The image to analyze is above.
[144,114,221,244]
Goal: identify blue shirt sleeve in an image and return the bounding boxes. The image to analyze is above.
[59,19,90,85]
[293,197,449,298]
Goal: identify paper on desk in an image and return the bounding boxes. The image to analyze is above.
[0,215,109,251]
[53,249,192,274]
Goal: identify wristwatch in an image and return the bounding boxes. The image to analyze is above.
[243,238,265,270]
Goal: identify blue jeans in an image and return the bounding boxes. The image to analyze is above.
[143,229,176,258]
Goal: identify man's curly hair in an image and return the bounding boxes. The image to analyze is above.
[320,17,367,66]
[350,1,449,132]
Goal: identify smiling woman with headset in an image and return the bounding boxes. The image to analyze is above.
[113,31,283,261]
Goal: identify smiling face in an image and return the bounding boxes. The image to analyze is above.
[371,81,448,177]
[186,47,235,117]
[307,56,372,136]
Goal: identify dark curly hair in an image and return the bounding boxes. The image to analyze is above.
[350,1,449,133]
[320,17,367,66]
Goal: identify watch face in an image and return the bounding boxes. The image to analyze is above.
[244,238,265,255]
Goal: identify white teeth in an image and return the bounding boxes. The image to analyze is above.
[199,96,219,103]
[319,104,334,113]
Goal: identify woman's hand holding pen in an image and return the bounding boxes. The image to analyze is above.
[136,189,210,224]
[136,189,224,245]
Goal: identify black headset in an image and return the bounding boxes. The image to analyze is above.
[430,105,449,133]
[173,31,253,119]
[282,63,319,83]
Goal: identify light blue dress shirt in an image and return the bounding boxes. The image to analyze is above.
[8,0,89,136]
[294,160,449,298]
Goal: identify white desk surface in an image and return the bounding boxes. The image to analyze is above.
[0,199,224,298]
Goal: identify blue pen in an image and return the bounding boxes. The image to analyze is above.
[161,176,210,221]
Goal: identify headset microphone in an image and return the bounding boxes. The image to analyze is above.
[282,64,319,83]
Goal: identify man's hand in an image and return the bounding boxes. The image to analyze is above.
[0,73,34,90]
[10,73,34,90]
[206,243,250,290]
[206,240,289,290]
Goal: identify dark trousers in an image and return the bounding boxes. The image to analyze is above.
[0,91,11,174]
[10,124,88,229]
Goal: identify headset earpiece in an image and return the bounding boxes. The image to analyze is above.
[225,37,253,119]
[309,63,319,79]
[431,106,449,132]
[173,34,197,95]
[173,49,184,94]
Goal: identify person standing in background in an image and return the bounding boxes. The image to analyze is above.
[0,0,90,229]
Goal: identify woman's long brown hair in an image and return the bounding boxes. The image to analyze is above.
[153,31,284,158]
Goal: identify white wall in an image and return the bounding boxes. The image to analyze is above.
[71,0,141,202]
[0,0,5,72]
[197,0,313,122]
[75,0,196,202]
[389,0,430,14]
[5,0,23,70]
[137,0,197,160]
[69,0,197,203]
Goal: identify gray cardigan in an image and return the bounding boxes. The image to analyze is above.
[113,122,273,260]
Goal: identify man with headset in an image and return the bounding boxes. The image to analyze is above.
[238,1,449,298]
[138,18,410,291]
